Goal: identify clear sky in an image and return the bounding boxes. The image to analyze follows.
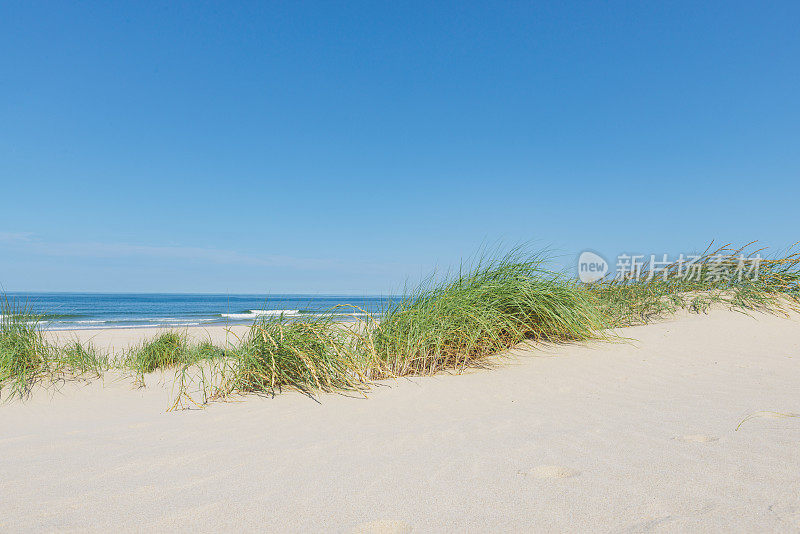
[1,1,798,294]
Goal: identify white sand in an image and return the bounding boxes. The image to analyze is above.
[3,309,800,532]
[44,325,253,355]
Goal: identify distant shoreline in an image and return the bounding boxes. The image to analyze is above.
[3,292,389,331]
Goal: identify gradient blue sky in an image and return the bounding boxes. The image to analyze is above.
[1,1,798,293]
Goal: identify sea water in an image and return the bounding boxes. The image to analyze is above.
[1,293,392,330]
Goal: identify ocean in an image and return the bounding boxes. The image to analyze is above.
[1,293,392,330]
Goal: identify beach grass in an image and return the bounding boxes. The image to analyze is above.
[124,331,188,375]
[191,340,226,361]
[172,242,799,406]
[0,300,110,399]
[3,241,800,407]
[0,302,51,399]
[170,314,370,409]
[122,331,234,390]
[122,332,226,378]
[233,315,368,394]
[590,242,800,326]
[171,249,610,405]
[59,341,107,378]
[368,249,608,376]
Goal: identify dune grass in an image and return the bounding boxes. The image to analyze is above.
[590,242,800,326]
[368,250,607,376]
[4,242,800,407]
[0,303,52,399]
[169,314,371,409]
[122,331,227,384]
[124,331,188,376]
[171,249,610,406]
[165,243,800,407]
[0,300,109,400]
[234,316,369,394]
[60,341,107,378]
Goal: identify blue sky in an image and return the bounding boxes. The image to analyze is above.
[1,1,798,293]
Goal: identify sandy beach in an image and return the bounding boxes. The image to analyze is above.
[6,1,798,531]
[44,325,254,356]
[1,308,798,532]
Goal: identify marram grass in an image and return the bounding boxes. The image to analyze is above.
[0,300,109,400]
[0,303,51,399]
[3,242,800,407]
[170,314,371,409]
[235,316,368,394]
[368,250,607,376]
[171,249,610,406]
[122,332,225,384]
[589,242,800,326]
[60,341,107,378]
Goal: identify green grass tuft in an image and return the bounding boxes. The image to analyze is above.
[589,242,800,326]
[370,249,607,375]
[234,316,364,394]
[172,248,610,406]
[190,340,226,361]
[0,299,107,399]
[60,341,107,377]
[124,332,190,376]
[171,315,367,408]
[4,241,800,408]
[0,302,51,399]
[123,332,229,389]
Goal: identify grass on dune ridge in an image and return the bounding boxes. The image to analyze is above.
[368,249,607,377]
[123,331,224,384]
[589,241,800,326]
[171,313,371,409]
[0,299,107,400]
[2,242,800,404]
[170,252,607,408]
[0,302,51,400]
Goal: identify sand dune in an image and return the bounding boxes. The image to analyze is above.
[3,308,800,532]
[44,324,253,355]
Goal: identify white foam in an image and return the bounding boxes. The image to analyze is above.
[141,317,216,322]
[221,309,301,320]
[45,324,162,331]
[304,312,380,318]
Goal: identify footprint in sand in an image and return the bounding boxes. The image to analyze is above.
[351,519,412,534]
[518,465,581,479]
[676,434,719,443]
